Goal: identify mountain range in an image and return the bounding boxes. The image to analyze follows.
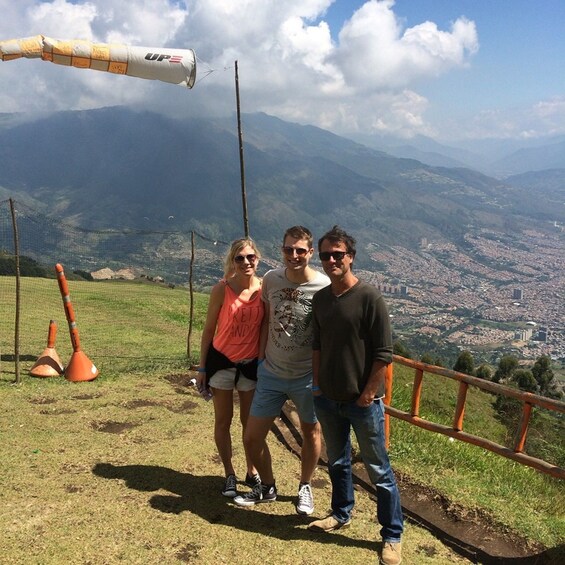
[349,131,565,176]
[0,107,563,268]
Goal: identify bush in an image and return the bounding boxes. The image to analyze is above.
[0,253,52,278]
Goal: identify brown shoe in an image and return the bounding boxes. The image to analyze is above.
[308,514,351,532]
[381,541,402,565]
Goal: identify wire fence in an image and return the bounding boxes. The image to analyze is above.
[0,199,253,380]
[3,199,563,479]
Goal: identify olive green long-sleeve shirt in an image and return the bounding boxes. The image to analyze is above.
[312,280,393,402]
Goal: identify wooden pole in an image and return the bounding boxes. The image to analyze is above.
[9,198,21,384]
[187,230,195,358]
[235,60,249,237]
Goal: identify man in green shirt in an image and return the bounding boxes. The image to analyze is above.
[310,225,404,565]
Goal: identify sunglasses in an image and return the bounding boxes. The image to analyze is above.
[234,254,257,263]
[319,251,348,261]
[282,246,309,256]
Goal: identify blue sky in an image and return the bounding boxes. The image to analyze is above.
[321,0,565,138]
[399,1,564,121]
[0,0,564,141]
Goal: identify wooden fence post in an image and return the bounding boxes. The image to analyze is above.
[187,230,195,359]
[9,198,21,384]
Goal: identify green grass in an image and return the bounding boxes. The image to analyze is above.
[1,276,564,563]
[1,371,469,564]
[0,277,209,377]
[387,367,564,547]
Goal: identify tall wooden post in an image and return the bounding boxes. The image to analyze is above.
[9,198,21,384]
[235,60,249,237]
[187,230,195,358]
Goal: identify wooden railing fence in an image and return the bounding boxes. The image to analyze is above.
[384,355,565,479]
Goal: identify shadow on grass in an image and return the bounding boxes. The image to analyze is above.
[1,353,37,361]
[92,462,374,551]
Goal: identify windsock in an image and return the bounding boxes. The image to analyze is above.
[0,35,196,88]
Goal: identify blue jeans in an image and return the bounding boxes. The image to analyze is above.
[313,395,403,542]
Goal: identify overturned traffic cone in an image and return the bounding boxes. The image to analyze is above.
[30,320,64,377]
[55,263,99,382]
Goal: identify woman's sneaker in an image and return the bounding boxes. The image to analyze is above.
[233,482,277,506]
[296,482,314,515]
[221,474,237,498]
[244,472,261,488]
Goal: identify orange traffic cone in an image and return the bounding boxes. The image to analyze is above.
[30,320,64,377]
[55,263,99,382]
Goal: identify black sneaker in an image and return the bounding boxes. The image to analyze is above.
[233,482,277,506]
[244,472,261,488]
[221,474,237,498]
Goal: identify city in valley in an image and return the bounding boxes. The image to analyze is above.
[360,224,564,366]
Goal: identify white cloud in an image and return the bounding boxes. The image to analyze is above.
[29,0,97,40]
[0,0,481,137]
[330,1,478,90]
[464,96,565,139]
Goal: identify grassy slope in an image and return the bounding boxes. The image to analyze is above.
[0,277,209,376]
[1,372,467,564]
[387,371,564,547]
[1,277,563,562]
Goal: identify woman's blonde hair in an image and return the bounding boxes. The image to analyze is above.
[223,238,261,278]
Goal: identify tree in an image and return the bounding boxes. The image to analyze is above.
[393,340,412,359]
[420,353,435,364]
[0,253,51,277]
[475,364,492,380]
[493,355,518,383]
[531,355,555,394]
[73,269,94,281]
[513,369,537,393]
[453,350,474,375]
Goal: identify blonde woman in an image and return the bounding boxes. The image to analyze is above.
[197,238,265,497]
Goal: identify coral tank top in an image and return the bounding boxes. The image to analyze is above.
[212,281,264,362]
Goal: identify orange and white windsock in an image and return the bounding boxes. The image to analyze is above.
[0,34,196,88]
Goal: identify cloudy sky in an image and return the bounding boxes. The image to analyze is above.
[0,0,563,141]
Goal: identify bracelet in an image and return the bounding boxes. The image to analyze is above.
[311,385,320,391]
[197,367,206,373]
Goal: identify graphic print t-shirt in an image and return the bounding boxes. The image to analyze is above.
[262,268,329,379]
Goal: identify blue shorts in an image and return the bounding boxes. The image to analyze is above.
[250,364,317,424]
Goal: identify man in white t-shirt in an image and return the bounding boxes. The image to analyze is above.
[234,226,329,514]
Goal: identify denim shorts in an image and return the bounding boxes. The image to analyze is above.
[250,364,317,423]
[209,367,256,392]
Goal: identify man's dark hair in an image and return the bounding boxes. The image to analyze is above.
[318,225,356,257]
[283,225,313,248]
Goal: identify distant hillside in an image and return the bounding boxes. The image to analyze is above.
[1,107,563,267]
[504,169,565,221]
[492,140,565,176]
[377,144,468,168]
[506,168,565,190]
[350,132,565,177]
[348,132,480,169]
